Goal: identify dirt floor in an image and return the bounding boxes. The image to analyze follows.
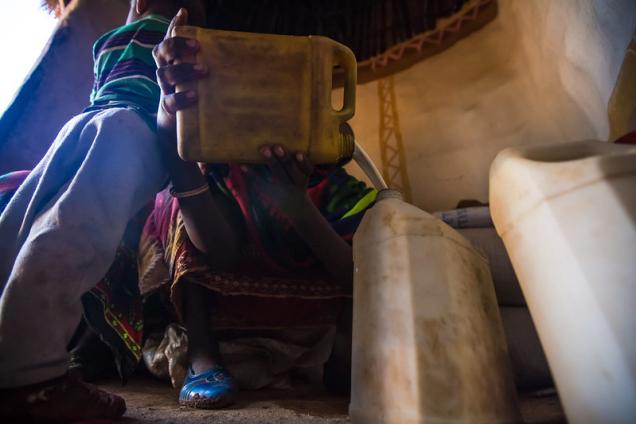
[100,377,565,423]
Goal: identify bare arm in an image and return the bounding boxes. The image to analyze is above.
[250,145,354,288]
[154,9,242,270]
[160,139,243,270]
[289,195,353,289]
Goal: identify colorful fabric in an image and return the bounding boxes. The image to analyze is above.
[0,113,165,377]
[80,205,152,379]
[76,16,169,372]
[0,17,167,383]
[615,129,636,145]
[306,166,377,241]
[138,164,376,329]
[86,15,169,127]
[0,168,151,381]
[0,171,30,212]
[0,162,375,379]
[207,164,376,272]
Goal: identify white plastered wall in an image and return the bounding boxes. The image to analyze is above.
[345,0,636,211]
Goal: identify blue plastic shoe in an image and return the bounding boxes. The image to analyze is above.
[179,366,237,409]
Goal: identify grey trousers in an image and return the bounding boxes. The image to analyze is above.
[0,108,166,387]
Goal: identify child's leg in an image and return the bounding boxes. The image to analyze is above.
[182,282,222,373]
[179,282,236,409]
[0,108,166,388]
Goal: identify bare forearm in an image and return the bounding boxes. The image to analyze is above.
[179,192,242,271]
[160,134,241,270]
[289,196,353,289]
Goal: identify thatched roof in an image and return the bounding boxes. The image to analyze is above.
[202,0,497,81]
[204,0,468,61]
[42,0,496,81]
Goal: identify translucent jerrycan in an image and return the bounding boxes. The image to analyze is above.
[351,190,520,424]
[490,141,636,423]
[172,26,357,164]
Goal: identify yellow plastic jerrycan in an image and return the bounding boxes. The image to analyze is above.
[172,26,357,164]
[351,190,520,424]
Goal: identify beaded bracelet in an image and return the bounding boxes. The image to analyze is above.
[169,183,209,198]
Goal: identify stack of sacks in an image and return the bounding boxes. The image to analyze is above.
[434,206,552,390]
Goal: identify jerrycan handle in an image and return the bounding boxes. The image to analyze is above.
[331,42,357,122]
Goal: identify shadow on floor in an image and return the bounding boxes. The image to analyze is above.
[99,376,564,423]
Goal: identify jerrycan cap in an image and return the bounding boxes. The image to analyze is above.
[376,189,403,201]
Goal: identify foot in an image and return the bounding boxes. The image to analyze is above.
[190,356,222,375]
[179,366,237,409]
[0,373,126,423]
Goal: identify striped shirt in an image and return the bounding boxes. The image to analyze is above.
[86,15,169,127]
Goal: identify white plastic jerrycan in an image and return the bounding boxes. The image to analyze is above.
[490,141,636,423]
[350,189,520,424]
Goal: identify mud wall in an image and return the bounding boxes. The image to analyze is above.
[346,0,636,211]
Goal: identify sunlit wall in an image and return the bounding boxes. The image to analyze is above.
[347,0,636,211]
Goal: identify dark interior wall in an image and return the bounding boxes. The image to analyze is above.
[0,0,128,174]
